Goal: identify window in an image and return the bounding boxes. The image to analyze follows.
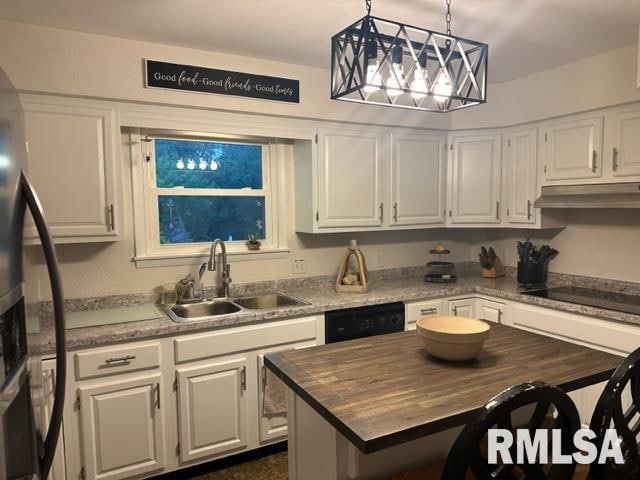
[134,131,282,264]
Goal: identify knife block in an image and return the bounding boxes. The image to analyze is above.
[481,257,506,279]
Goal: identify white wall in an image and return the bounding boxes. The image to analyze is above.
[471,210,640,283]
[0,20,450,130]
[452,43,640,129]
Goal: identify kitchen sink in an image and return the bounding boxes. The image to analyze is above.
[165,300,241,322]
[233,293,308,310]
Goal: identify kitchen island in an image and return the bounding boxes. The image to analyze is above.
[265,323,622,480]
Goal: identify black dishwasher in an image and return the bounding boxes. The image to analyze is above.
[325,302,405,344]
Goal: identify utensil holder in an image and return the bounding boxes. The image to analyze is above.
[517,262,548,286]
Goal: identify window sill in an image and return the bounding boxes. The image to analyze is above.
[133,247,291,268]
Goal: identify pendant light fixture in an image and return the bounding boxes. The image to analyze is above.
[330,0,488,112]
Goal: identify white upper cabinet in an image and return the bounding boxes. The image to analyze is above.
[506,128,537,225]
[611,107,640,177]
[316,127,384,228]
[542,116,603,181]
[449,133,502,224]
[22,96,121,243]
[389,134,446,226]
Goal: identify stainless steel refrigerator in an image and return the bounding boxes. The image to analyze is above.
[0,67,66,478]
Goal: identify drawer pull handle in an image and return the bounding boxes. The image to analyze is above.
[420,308,438,315]
[104,355,136,364]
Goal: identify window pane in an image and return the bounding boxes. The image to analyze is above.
[158,195,266,244]
[154,139,263,189]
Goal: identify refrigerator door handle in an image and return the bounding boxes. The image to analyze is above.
[21,171,67,479]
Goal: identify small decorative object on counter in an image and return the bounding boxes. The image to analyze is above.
[424,243,457,283]
[478,246,506,279]
[246,233,262,251]
[335,240,369,293]
[516,241,559,287]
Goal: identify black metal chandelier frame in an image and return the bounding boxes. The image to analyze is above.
[330,10,488,112]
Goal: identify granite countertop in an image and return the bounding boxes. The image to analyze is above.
[38,272,640,355]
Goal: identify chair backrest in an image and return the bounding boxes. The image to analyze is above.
[441,381,581,480]
[588,346,640,480]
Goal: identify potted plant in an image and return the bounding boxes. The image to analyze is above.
[246,233,262,251]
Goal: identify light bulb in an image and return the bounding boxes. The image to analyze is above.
[386,63,404,99]
[176,159,185,170]
[186,159,196,170]
[410,68,428,101]
[198,158,207,170]
[210,160,219,171]
[364,60,382,94]
[433,68,453,103]
[386,45,404,99]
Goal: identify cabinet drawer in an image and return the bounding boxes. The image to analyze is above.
[174,316,320,364]
[405,299,443,330]
[513,304,638,356]
[74,343,161,380]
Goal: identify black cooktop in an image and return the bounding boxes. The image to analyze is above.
[524,286,640,316]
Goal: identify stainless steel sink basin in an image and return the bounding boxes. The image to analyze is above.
[233,293,307,310]
[165,300,241,322]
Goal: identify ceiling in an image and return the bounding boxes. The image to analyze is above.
[0,0,638,83]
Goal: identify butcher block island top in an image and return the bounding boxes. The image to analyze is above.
[265,323,621,454]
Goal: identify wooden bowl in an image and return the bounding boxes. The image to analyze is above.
[416,315,491,361]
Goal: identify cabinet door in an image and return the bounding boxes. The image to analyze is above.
[317,128,384,228]
[78,374,164,480]
[390,134,445,226]
[449,298,476,318]
[42,362,66,480]
[176,357,248,464]
[450,134,502,224]
[543,116,603,181]
[476,299,506,323]
[506,128,537,224]
[612,108,640,177]
[22,100,119,241]
[405,299,443,331]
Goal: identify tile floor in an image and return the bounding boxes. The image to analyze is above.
[190,452,288,480]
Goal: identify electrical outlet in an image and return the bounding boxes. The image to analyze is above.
[293,258,307,274]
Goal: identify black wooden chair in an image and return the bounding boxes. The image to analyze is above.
[391,381,582,480]
[587,346,640,480]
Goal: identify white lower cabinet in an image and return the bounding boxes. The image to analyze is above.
[176,357,248,463]
[42,360,66,480]
[476,299,506,323]
[77,373,165,480]
[405,299,443,331]
[448,298,476,318]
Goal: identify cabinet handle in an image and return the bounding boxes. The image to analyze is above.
[379,203,384,222]
[591,150,597,173]
[612,147,619,171]
[155,383,161,410]
[393,203,398,223]
[261,364,267,390]
[496,201,500,221]
[498,309,503,323]
[106,204,115,231]
[453,306,458,316]
[527,200,532,220]
[241,366,247,392]
[420,307,438,315]
[104,355,136,364]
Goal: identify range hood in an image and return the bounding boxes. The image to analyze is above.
[534,183,640,209]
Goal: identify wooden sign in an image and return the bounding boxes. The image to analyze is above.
[145,60,300,103]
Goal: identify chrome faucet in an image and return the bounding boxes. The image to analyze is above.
[208,239,232,298]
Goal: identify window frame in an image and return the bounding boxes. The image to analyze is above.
[130,129,287,267]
